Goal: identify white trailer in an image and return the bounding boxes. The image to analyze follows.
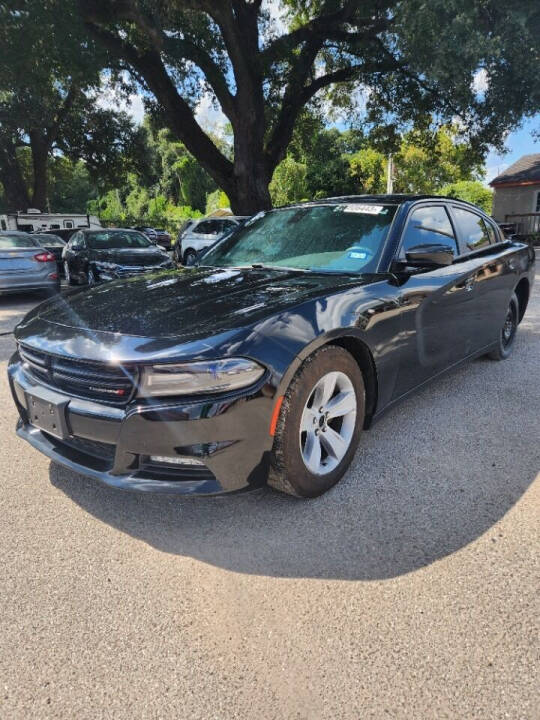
[0,209,101,233]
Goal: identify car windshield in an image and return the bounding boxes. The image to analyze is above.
[34,234,64,247]
[86,231,153,249]
[203,203,397,273]
[0,234,39,249]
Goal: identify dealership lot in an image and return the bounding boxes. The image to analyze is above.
[0,271,538,719]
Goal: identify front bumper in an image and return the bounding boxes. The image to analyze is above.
[8,355,274,495]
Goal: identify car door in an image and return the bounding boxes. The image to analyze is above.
[66,231,87,279]
[392,203,480,398]
[190,220,222,251]
[449,205,516,351]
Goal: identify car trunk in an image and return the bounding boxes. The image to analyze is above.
[0,248,41,274]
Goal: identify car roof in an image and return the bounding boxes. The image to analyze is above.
[82,228,141,233]
[311,194,487,211]
[0,230,32,235]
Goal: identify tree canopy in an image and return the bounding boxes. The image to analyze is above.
[0,0,144,211]
[78,0,539,213]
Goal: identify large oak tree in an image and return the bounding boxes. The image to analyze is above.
[78,0,539,214]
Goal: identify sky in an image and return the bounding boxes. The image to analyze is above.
[484,116,539,184]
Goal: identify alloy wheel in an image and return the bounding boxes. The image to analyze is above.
[502,303,517,347]
[299,370,357,475]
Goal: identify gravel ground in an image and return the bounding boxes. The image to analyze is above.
[0,270,538,719]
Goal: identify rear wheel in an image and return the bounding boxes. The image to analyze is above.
[183,249,198,266]
[268,346,365,498]
[488,292,519,360]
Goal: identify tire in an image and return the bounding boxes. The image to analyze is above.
[268,345,365,498]
[64,261,75,286]
[488,292,519,361]
[183,249,197,266]
[86,267,96,286]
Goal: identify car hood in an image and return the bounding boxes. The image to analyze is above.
[15,266,385,362]
[90,247,169,267]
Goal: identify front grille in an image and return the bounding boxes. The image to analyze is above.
[19,344,137,405]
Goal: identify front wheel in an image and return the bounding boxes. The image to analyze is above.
[269,346,365,498]
[488,292,519,361]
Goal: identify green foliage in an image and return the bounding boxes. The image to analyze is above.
[270,157,308,206]
[437,181,493,214]
[348,149,387,194]
[393,125,484,194]
[205,190,231,214]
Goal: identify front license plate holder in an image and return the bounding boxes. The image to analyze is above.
[25,390,69,440]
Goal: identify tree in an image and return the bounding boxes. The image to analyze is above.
[438,181,493,214]
[391,125,484,194]
[78,0,539,214]
[0,1,146,211]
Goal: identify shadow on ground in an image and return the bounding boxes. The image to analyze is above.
[49,319,539,581]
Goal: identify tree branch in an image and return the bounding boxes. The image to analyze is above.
[80,17,235,192]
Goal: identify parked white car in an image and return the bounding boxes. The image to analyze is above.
[175,215,249,265]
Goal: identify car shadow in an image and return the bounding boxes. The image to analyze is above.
[49,326,539,581]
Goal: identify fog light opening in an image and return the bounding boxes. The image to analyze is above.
[149,455,205,466]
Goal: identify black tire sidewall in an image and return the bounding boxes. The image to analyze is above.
[497,293,519,359]
[273,347,365,497]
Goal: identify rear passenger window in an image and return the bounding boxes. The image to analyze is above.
[401,206,457,254]
[453,207,491,251]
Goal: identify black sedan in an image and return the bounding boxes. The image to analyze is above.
[8,195,535,498]
[62,228,174,285]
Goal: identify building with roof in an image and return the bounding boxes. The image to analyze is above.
[490,154,540,230]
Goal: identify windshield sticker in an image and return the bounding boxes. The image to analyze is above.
[342,204,385,215]
[348,251,367,260]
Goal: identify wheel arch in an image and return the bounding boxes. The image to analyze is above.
[275,330,379,430]
[514,277,530,323]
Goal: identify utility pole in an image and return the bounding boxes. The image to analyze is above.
[386,154,394,194]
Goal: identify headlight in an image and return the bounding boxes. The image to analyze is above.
[139,358,265,397]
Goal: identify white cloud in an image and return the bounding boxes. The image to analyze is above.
[93,74,146,125]
[472,68,489,96]
[484,163,508,186]
[194,88,228,136]
[262,0,288,35]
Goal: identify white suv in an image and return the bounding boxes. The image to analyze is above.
[175,216,248,265]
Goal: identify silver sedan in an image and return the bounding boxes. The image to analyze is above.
[0,231,60,295]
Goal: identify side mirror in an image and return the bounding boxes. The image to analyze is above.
[404,243,455,268]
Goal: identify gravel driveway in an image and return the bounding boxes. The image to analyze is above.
[0,270,538,719]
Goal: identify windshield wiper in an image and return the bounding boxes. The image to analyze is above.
[250,263,309,272]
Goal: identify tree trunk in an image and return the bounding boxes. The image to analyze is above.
[29,131,49,211]
[0,142,30,211]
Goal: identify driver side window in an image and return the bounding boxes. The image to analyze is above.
[401,206,458,256]
[69,231,85,250]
